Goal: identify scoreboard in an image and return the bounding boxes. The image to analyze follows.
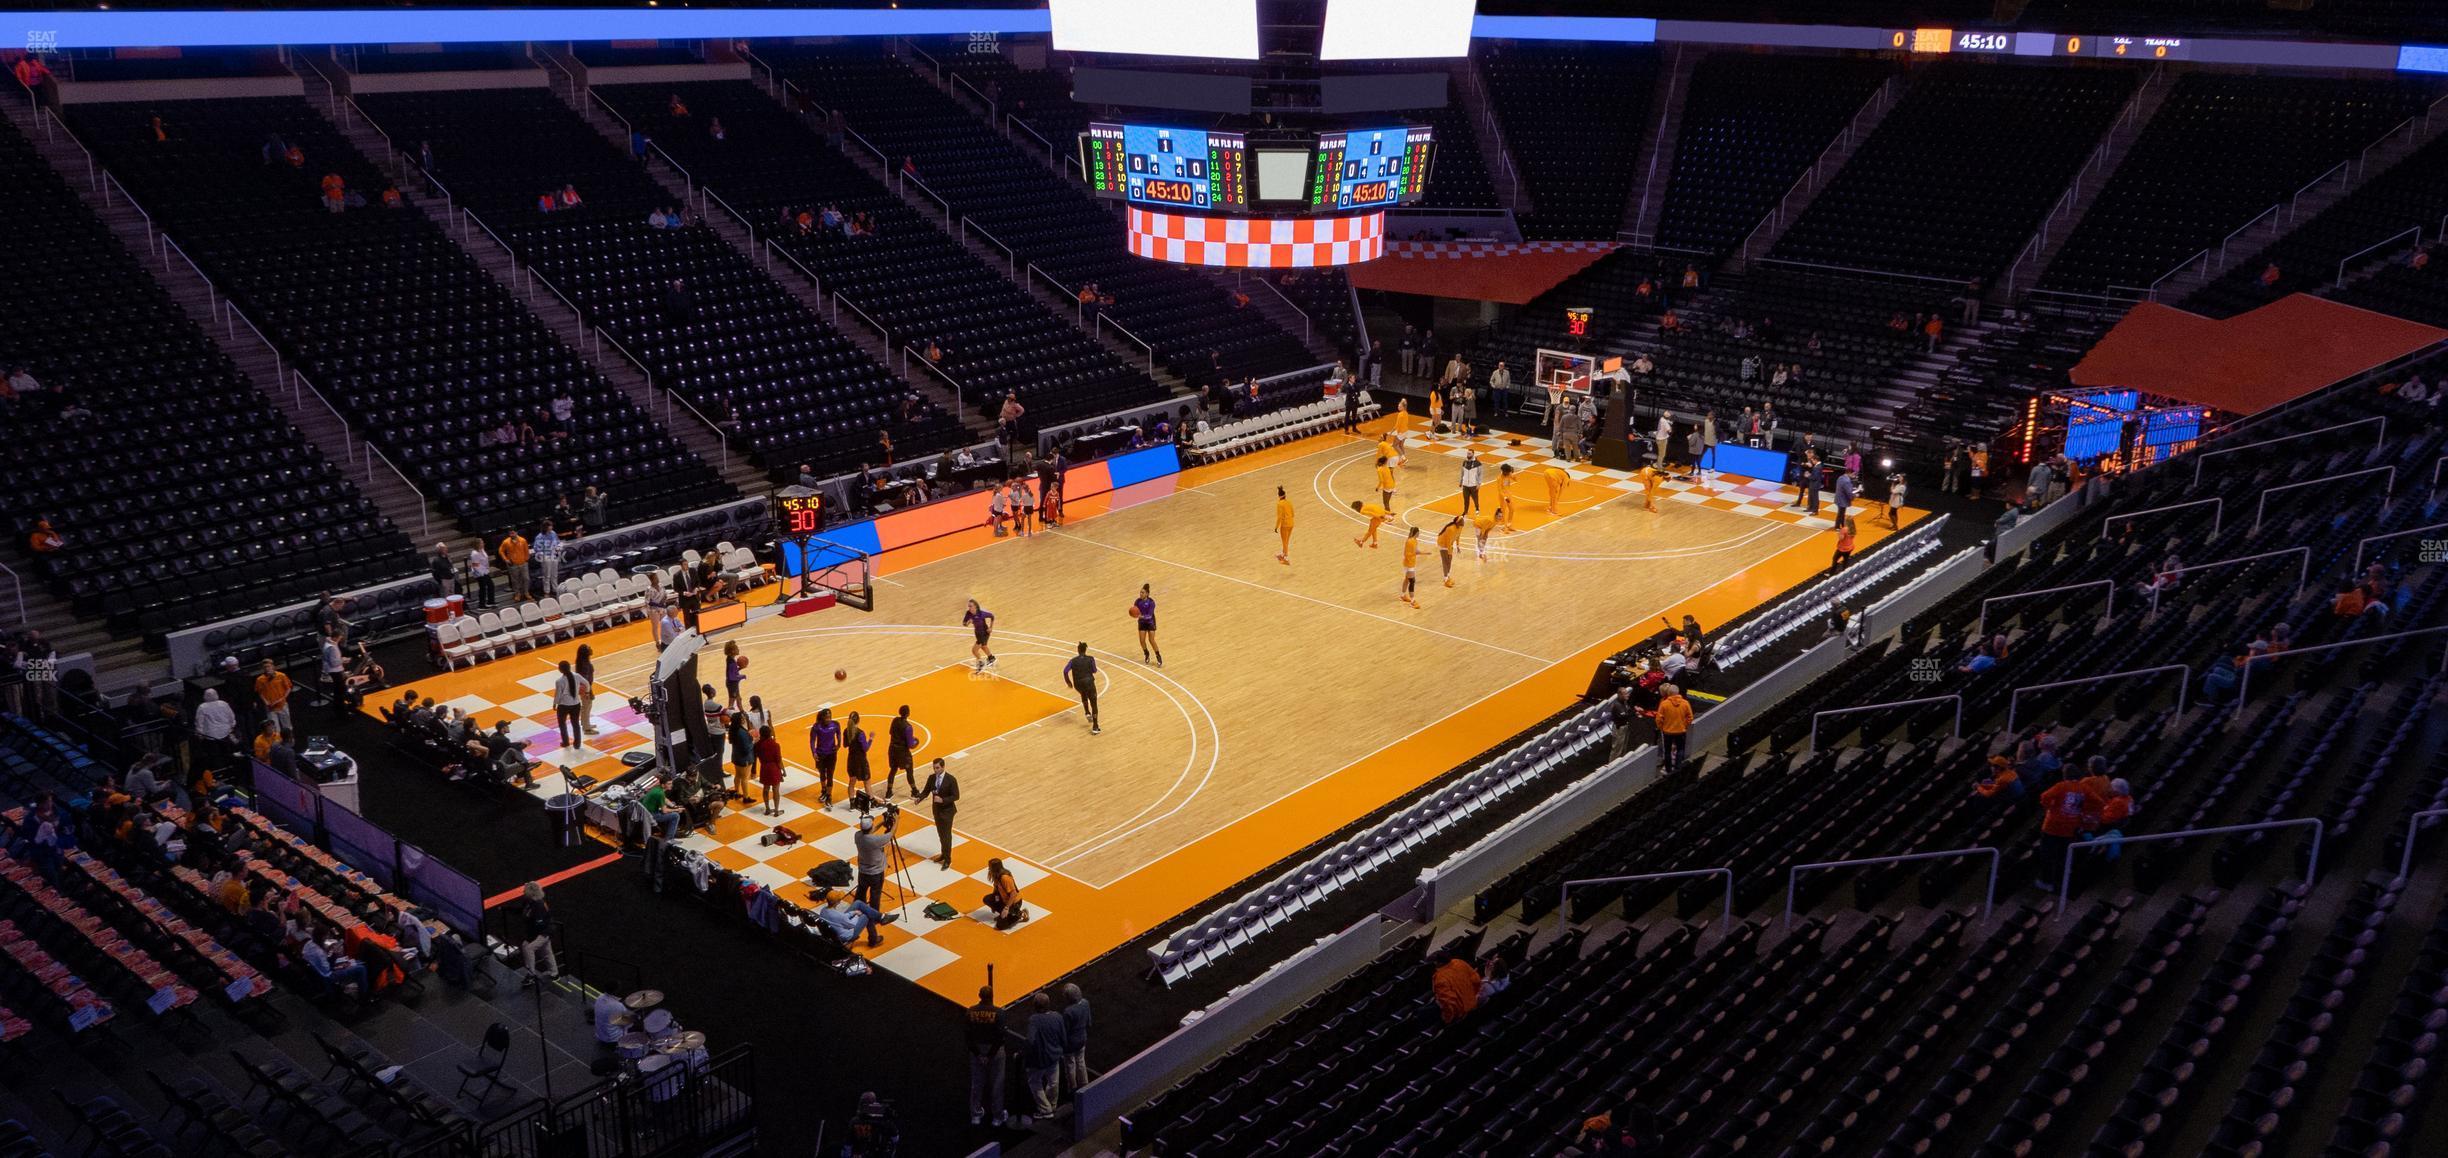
[1309,126,1433,211]
[1086,122,1431,213]
[1083,123,1249,212]
[1564,305,1593,337]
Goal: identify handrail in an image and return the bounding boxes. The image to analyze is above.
[2007,664,2189,733]
[961,216,1016,276]
[1737,74,1896,264]
[2233,624,2448,710]
[2220,202,2280,266]
[2289,157,2351,221]
[343,95,396,167]
[41,107,97,194]
[1755,257,1971,288]
[2436,453,2448,495]
[2336,226,2421,287]
[838,293,890,349]
[2059,819,2321,917]
[704,187,752,237]
[2255,465,2394,529]
[1100,313,1156,377]
[536,46,582,99]
[286,369,355,462]
[2401,807,2448,880]
[2353,520,2448,575]
[2148,245,2211,300]
[846,127,890,170]
[1980,578,2114,636]
[364,442,431,539]
[1255,277,1311,344]
[1788,846,1998,928]
[587,87,631,139]
[1809,695,1961,753]
[1008,114,1055,156]
[951,72,993,113]
[1563,868,1732,928]
[647,141,695,207]
[902,343,967,414]
[2148,547,2310,616]
[766,237,822,299]
[162,236,216,319]
[904,170,951,220]
[0,559,24,628]
[1029,261,1082,327]
[2103,496,2221,539]
[2193,414,2384,485]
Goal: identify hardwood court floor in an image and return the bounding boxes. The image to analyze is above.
[385,418,1915,1002]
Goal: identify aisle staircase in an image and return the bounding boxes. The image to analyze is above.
[1623,44,1702,246]
[1729,72,1908,272]
[1995,65,2175,302]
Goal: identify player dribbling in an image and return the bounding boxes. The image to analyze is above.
[1132,583,1163,666]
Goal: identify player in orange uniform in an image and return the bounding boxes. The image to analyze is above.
[1471,507,1497,559]
[1635,463,1663,512]
[1435,517,1464,588]
[1350,500,1392,548]
[1390,400,1411,465]
[1539,464,1568,515]
[1374,456,1397,510]
[1496,464,1518,532]
[1399,526,1423,606]
[1273,486,1296,564]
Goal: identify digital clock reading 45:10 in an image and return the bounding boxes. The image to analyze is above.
[1956,31,2010,52]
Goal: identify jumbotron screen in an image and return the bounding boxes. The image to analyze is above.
[1085,123,1431,213]
[1082,123,1249,212]
[1309,126,1434,211]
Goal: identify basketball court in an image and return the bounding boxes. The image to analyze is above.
[379,415,1917,1003]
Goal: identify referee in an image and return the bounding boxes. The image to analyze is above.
[1065,642,1100,735]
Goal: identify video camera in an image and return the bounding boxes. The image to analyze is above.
[849,790,900,829]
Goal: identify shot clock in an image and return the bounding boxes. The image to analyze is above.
[1564,306,1594,338]
[777,492,823,537]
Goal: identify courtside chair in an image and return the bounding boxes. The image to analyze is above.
[455,1023,513,1104]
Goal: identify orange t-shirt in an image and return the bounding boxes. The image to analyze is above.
[1402,536,1421,567]
[1375,464,1396,492]
[1436,523,1461,552]
[255,671,292,708]
[499,535,530,565]
[1653,695,1691,734]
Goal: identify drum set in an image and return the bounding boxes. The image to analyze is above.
[607,988,709,1100]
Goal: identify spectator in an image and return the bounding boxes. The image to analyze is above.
[2333,579,2387,620]
[1023,992,1068,1119]
[254,659,294,737]
[499,528,531,603]
[1431,951,1482,1023]
[517,881,558,981]
[2036,774,2091,890]
[1975,754,2023,800]
[1652,683,1692,772]
[1060,983,1092,1097]
[532,524,564,594]
[26,517,63,554]
[1606,687,1640,760]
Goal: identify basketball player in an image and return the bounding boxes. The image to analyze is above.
[1471,507,1497,560]
[1635,463,1663,513]
[1436,516,1464,588]
[1350,499,1392,548]
[1014,479,1037,538]
[962,599,997,671]
[1399,526,1423,607]
[1391,399,1411,465]
[1064,642,1101,735]
[1273,486,1295,564]
[809,707,842,807]
[888,705,920,798]
[844,710,873,799]
[1375,433,1398,469]
[1374,455,1396,511]
[1540,464,1568,516]
[1496,463,1518,532]
[1132,583,1163,666]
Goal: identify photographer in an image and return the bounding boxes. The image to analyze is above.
[853,809,894,910]
[845,1091,899,1157]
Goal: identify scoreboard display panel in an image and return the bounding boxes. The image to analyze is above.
[1082,122,1248,212]
[1310,126,1422,211]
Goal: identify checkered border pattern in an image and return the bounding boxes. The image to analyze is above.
[1407,430,1848,530]
[434,672,1057,986]
[1126,206,1386,268]
[1383,241,1621,259]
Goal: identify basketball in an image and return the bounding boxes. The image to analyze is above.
[834,668,847,681]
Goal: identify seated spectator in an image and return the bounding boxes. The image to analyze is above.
[708,116,726,142]
[537,191,556,214]
[27,518,64,554]
[1955,641,1997,675]
[300,925,370,997]
[667,93,688,118]
[815,894,897,948]
[2333,579,2386,620]
[1431,951,1481,1023]
[1976,755,2023,800]
[557,184,582,211]
[649,206,671,229]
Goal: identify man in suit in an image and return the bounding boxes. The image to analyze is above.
[922,758,961,869]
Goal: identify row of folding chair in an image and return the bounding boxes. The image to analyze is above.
[437,579,651,668]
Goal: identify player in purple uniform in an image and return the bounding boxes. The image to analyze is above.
[963,600,997,672]
[1132,584,1164,667]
